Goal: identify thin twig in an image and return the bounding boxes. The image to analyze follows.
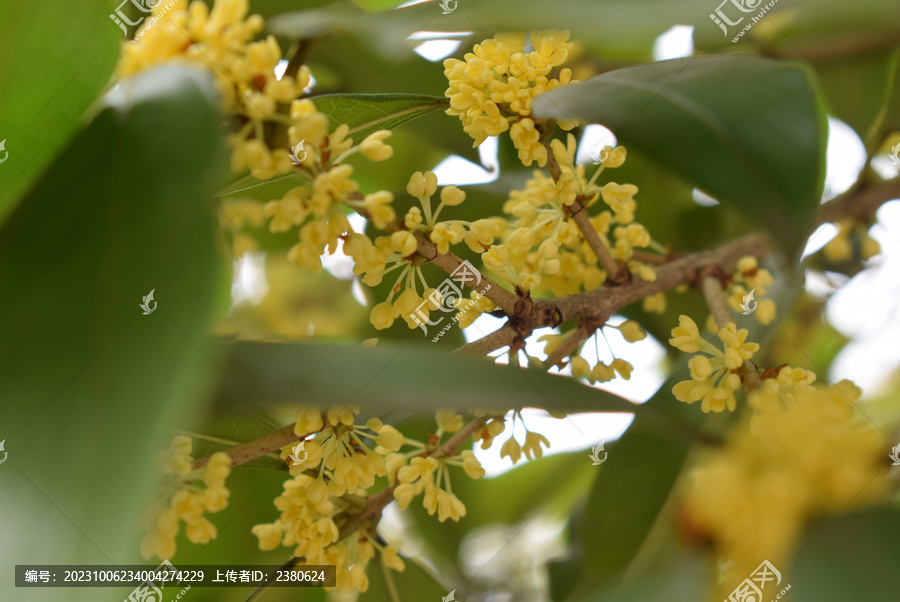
[192,424,306,469]
[453,324,517,356]
[567,198,623,279]
[544,323,596,369]
[700,275,761,391]
[816,178,900,225]
[701,275,733,330]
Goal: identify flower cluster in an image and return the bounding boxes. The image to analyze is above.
[250,408,490,590]
[389,410,486,522]
[251,405,406,592]
[443,31,578,165]
[540,319,646,383]
[140,436,232,560]
[251,473,405,592]
[119,0,397,277]
[484,135,660,295]
[345,171,503,331]
[682,379,887,593]
[822,218,880,263]
[285,405,404,498]
[669,315,759,413]
[498,414,551,464]
[725,256,776,325]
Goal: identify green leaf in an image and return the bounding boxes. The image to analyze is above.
[272,0,706,62]
[312,93,450,142]
[569,553,709,602]
[0,0,119,222]
[0,65,227,596]
[217,341,637,415]
[693,0,900,57]
[348,0,411,11]
[791,507,900,602]
[533,55,828,255]
[816,50,899,146]
[363,555,447,601]
[575,364,706,590]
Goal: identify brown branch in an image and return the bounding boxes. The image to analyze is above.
[453,323,517,356]
[631,250,671,264]
[816,179,900,225]
[552,232,771,324]
[192,424,303,469]
[451,233,772,358]
[412,230,520,315]
[539,132,625,282]
[567,199,624,280]
[544,322,597,369]
[701,275,733,330]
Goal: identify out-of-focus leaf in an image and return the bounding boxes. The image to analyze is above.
[817,50,899,146]
[312,93,450,142]
[269,2,368,39]
[273,0,702,62]
[217,341,638,415]
[578,399,697,589]
[349,0,410,11]
[0,0,119,222]
[699,0,900,57]
[790,507,900,602]
[362,555,447,601]
[569,553,709,601]
[0,65,227,598]
[533,55,827,255]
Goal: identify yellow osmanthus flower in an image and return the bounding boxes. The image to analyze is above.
[140,436,232,560]
[283,405,403,499]
[253,405,412,592]
[389,410,486,522]
[454,290,497,329]
[822,218,881,262]
[252,473,405,592]
[443,31,578,164]
[487,135,659,295]
[724,256,777,325]
[346,170,502,331]
[121,1,402,279]
[683,380,888,596]
[669,315,759,413]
